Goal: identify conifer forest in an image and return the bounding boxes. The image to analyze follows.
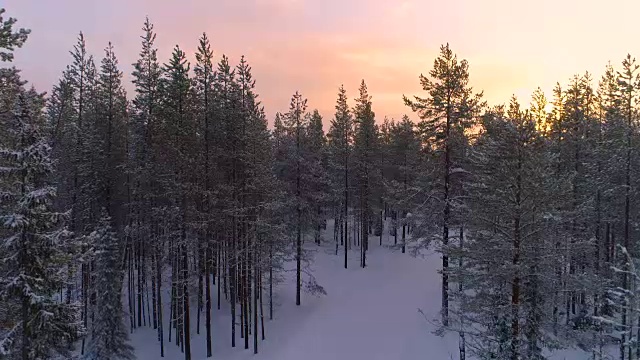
[5,5,640,360]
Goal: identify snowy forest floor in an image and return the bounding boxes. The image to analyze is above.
[128,220,605,360]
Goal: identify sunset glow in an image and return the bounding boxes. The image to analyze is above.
[9,0,640,123]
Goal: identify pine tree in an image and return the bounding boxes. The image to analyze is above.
[603,54,640,360]
[451,100,565,360]
[51,35,101,325]
[0,8,30,62]
[95,42,127,222]
[352,80,379,266]
[84,212,134,360]
[284,91,308,306]
[235,56,283,353]
[386,115,421,254]
[326,85,352,268]
[130,18,164,356]
[193,31,215,358]
[530,87,549,134]
[212,53,242,348]
[159,45,194,360]
[306,109,328,246]
[404,43,484,325]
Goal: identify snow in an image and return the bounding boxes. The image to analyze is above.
[129,220,600,360]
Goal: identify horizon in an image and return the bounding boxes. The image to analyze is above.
[8,0,640,126]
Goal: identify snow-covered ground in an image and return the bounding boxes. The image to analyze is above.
[130,221,600,360]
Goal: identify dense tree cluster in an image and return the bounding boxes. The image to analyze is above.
[4,6,640,360]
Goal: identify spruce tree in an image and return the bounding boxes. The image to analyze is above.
[0,81,82,360]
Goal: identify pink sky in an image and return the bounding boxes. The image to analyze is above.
[8,0,640,125]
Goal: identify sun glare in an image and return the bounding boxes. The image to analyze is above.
[544,102,554,114]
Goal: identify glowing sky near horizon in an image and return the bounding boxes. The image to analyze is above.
[7,0,640,124]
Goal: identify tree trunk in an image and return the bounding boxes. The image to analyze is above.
[442,96,452,327]
[344,127,349,269]
[218,240,222,310]
[458,226,465,360]
[182,242,191,360]
[394,211,398,246]
[156,245,164,357]
[129,243,136,332]
[380,208,383,246]
[511,151,522,360]
[253,255,259,354]
[402,213,406,254]
[205,237,212,357]
[260,266,265,340]
[269,241,273,320]
[138,238,143,328]
[81,262,88,354]
[151,251,158,329]
[230,227,236,347]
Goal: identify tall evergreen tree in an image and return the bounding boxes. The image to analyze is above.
[0,79,82,359]
[159,45,194,360]
[95,42,127,224]
[193,31,215,358]
[404,43,484,325]
[353,80,379,267]
[283,91,308,306]
[306,109,329,246]
[326,85,352,268]
[386,115,421,254]
[84,212,134,360]
[451,100,565,360]
[129,16,165,356]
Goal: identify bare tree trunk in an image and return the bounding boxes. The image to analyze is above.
[197,243,202,335]
[380,208,383,246]
[230,215,237,347]
[335,213,340,255]
[151,219,158,330]
[253,250,259,354]
[511,151,522,360]
[169,239,175,344]
[129,242,136,332]
[269,242,273,320]
[442,98,452,327]
[81,262,88,354]
[459,226,465,360]
[218,240,222,310]
[394,211,398,246]
[205,236,212,357]
[260,266,265,340]
[182,239,191,359]
[402,212,406,254]
[138,236,143,328]
[156,244,164,357]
